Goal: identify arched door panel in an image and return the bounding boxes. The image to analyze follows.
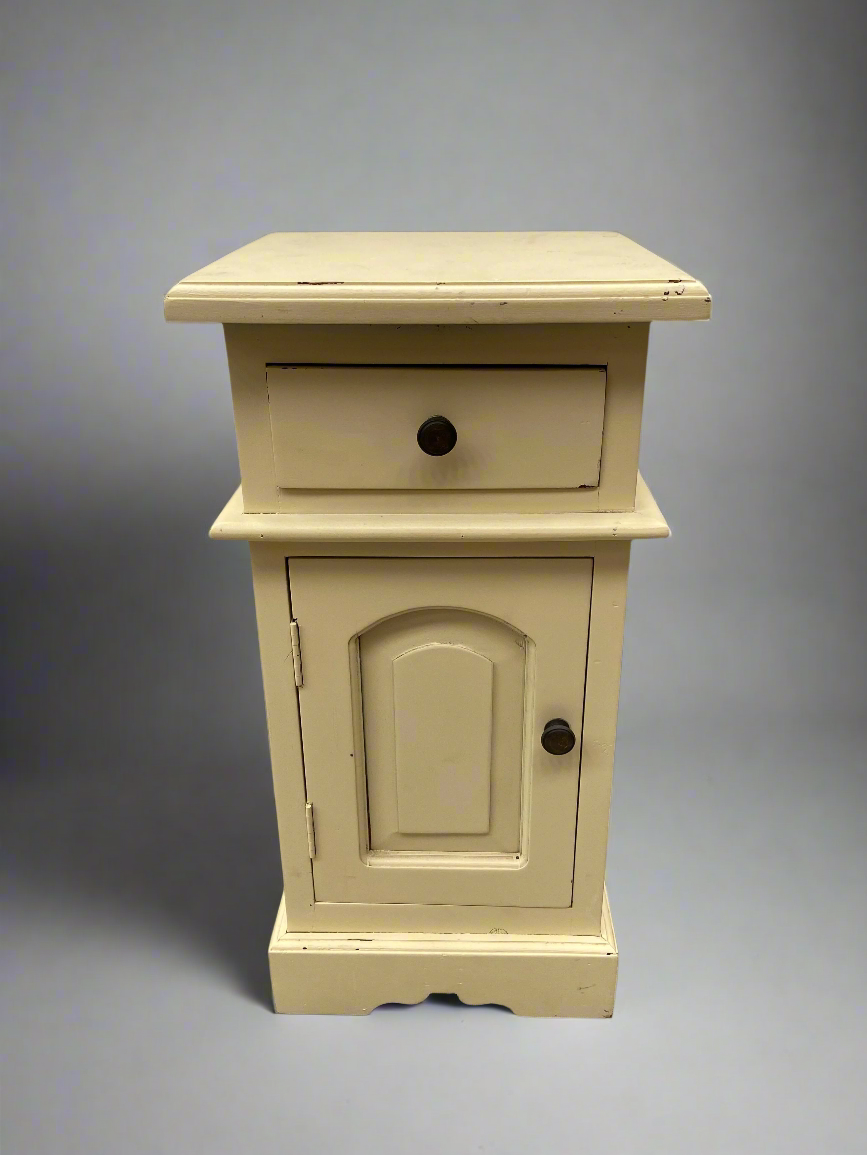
[358,608,529,854]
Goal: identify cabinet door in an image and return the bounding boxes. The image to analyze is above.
[288,557,592,908]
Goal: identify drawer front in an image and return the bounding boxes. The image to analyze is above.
[267,365,606,490]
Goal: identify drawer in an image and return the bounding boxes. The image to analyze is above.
[266,365,606,490]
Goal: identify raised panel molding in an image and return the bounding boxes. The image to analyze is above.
[358,605,528,857]
[393,643,494,835]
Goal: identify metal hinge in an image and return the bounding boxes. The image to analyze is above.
[305,802,316,859]
[289,619,303,687]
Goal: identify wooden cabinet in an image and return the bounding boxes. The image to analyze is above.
[166,231,710,1016]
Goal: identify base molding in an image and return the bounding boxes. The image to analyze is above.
[268,889,618,1017]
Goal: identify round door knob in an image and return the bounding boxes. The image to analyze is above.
[417,415,457,456]
[541,718,576,755]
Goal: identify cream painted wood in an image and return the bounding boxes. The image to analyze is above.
[247,538,628,937]
[288,557,592,909]
[267,365,606,491]
[268,889,618,1017]
[223,326,277,513]
[223,323,648,514]
[165,231,710,324]
[363,611,521,849]
[392,641,494,836]
[166,232,710,1015]
[209,472,669,543]
[571,544,631,924]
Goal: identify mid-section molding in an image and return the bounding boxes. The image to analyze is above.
[209,474,670,543]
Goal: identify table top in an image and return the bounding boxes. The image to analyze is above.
[164,232,711,325]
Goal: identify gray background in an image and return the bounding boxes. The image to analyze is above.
[3,0,866,1151]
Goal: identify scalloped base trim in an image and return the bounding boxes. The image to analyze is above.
[268,890,618,1017]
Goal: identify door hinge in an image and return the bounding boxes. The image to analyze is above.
[305,802,316,859]
[290,619,303,687]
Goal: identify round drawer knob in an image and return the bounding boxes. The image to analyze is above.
[541,718,576,756]
[417,415,457,457]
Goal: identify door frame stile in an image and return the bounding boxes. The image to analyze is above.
[249,542,316,929]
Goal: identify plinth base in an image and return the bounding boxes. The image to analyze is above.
[268,890,618,1017]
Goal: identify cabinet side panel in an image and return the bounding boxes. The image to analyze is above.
[597,325,648,511]
[249,543,314,922]
[224,325,277,512]
[571,541,631,931]
[268,366,606,491]
[361,608,525,854]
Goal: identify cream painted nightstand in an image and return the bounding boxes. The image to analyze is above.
[165,232,710,1016]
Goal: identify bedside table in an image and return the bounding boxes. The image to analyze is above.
[165,231,710,1016]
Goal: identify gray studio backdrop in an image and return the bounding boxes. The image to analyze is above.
[3,2,866,1153]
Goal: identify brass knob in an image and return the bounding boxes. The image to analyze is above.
[417,415,457,456]
[541,718,576,755]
